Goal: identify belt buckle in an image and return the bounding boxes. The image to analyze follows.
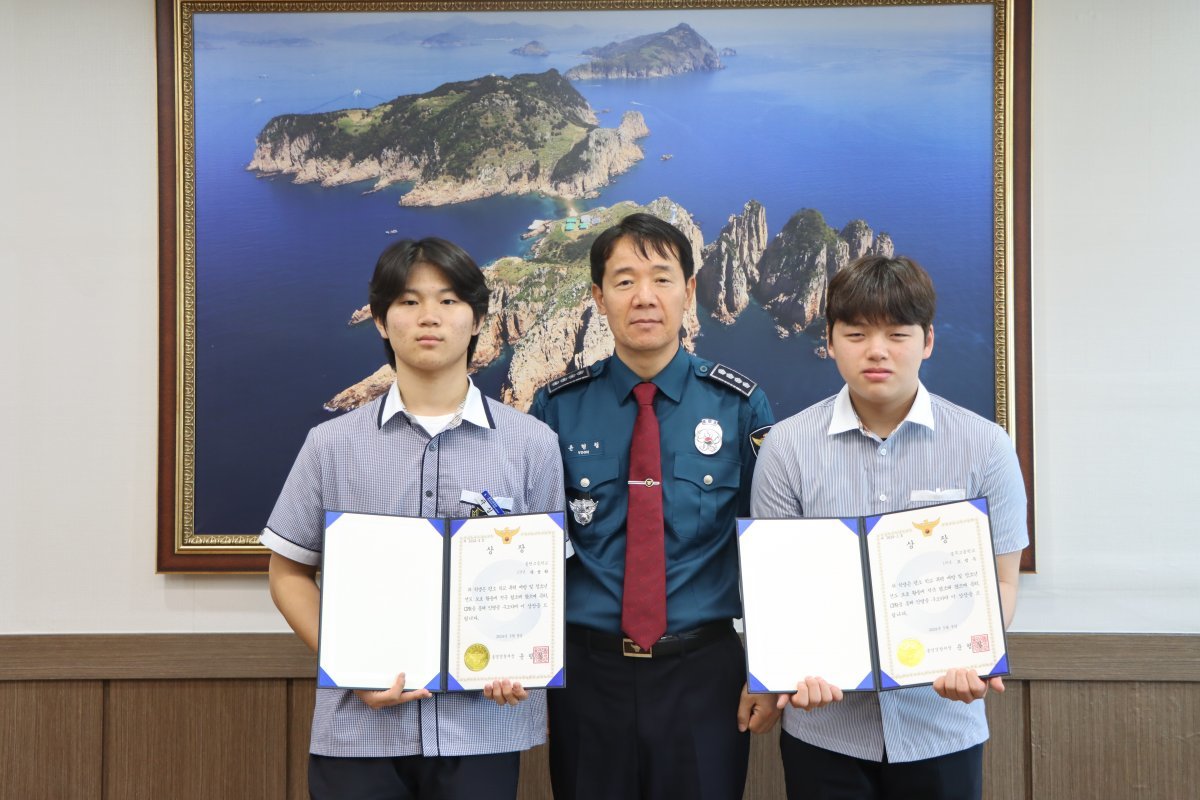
[621,638,653,658]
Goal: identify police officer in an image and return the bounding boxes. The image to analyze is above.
[531,213,778,800]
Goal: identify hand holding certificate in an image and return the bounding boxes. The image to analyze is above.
[737,498,1009,696]
[317,510,566,693]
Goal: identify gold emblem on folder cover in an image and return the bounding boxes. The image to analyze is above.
[913,518,940,537]
[494,526,520,544]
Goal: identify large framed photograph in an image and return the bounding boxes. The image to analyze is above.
[156,0,1033,572]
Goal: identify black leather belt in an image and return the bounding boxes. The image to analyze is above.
[566,621,733,658]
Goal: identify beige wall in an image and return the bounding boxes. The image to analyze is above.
[1,0,1197,634]
[1020,0,1200,632]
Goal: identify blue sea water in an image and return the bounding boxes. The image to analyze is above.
[192,10,996,534]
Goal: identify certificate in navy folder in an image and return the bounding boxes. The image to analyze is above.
[317,510,566,693]
[737,498,1009,693]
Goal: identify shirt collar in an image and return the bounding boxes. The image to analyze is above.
[608,345,690,403]
[827,381,936,437]
[377,377,494,431]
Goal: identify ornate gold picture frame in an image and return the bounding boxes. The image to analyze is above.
[156,0,1033,572]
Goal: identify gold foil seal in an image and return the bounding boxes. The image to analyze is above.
[464,643,491,672]
[897,638,926,667]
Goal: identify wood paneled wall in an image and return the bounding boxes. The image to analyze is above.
[1,634,1196,800]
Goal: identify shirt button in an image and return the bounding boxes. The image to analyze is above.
[879,447,887,455]
[424,490,433,498]
[703,475,713,485]
[879,494,888,502]
[580,478,591,489]
[428,443,437,452]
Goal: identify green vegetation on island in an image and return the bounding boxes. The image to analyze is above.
[565,23,722,80]
[255,70,592,179]
[249,69,649,205]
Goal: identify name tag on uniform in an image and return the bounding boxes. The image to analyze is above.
[460,490,514,516]
[910,488,966,502]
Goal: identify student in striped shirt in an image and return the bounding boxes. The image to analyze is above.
[750,254,1027,800]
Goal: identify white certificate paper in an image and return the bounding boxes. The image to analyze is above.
[318,512,445,691]
[446,513,565,690]
[738,518,874,692]
[317,510,566,692]
[737,498,1008,693]
[866,501,1006,687]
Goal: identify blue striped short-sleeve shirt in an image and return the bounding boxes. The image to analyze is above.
[750,383,1028,763]
[261,381,566,758]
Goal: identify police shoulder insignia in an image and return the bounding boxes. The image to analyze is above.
[705,363,757,397]
[749,425,773,457]
[545,367,593,396]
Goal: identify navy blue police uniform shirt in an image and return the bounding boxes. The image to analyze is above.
[530,347,774,635]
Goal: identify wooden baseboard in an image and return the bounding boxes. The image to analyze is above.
[1,632,1197,681]
[0,634,313,680]
[1008,633,1200,681]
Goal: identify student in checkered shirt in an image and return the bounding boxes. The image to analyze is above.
[262,238,564,800]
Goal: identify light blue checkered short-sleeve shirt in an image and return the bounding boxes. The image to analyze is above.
[261,381,565,758]
[750,383,1028,763]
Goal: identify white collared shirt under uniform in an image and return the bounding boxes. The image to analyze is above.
[750,383,1028,763]
[261,380,565,758]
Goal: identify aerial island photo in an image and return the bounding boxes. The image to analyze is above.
[191,7,997,535]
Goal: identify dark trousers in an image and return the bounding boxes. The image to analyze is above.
[548,625,750,800]
[780,730,984,800]
[308,750,520,800]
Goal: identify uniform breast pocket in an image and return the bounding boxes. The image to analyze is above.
[669,453,741,540]
[563,456,620,543]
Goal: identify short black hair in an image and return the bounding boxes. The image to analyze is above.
[826,255,936,338]
[589,211,694,287]
[368,237,490,367]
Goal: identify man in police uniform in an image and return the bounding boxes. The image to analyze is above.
[530,213,778,800]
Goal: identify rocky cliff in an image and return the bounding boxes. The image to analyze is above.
[693,204,894,336]
[325,199,894,412]
[324,364,394,411]
[328,197,703,413]
[348,305,371,325]
[547,112,650,199]
[565,23,722,80]
[247,70,648,206]
[752,210,895,335]
[695,200,768,324]
[486,196,702,410]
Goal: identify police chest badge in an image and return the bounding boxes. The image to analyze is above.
[569,497,597,526]
[694,419,723,455]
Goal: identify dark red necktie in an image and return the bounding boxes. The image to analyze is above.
[622,382,667,650]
